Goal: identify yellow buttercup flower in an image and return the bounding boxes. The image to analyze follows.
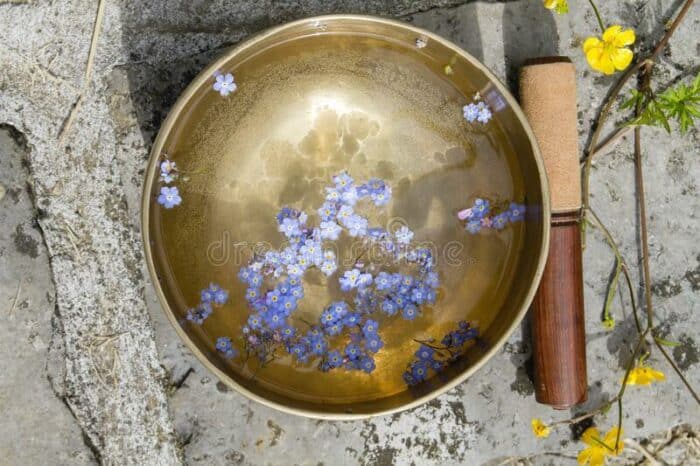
[531,418,551,438]
[543,0,569,14]
[583,25,636,75]
[577,426,624,466]
[626,365,666,386]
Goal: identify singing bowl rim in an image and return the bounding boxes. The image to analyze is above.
[141,13,551,420]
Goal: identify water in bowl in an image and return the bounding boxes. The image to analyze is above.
[150,27,527,404]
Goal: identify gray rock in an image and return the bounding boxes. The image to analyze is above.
[1,1,180,464]
[0,127,95,465]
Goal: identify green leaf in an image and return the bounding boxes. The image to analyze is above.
[621,90,643,110]
[655,102,672,133]
[602,260,622,329]
[654,336,681,347]
[657,73,700,134]
[621,73,700,134]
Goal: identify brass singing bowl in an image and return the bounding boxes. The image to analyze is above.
[142,15,550,419]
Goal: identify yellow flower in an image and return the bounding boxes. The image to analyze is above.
[626,365,666,386]
[531,418,551,438]
[583,25,636,75]
[543,0,569,14]
[602,317,615,329]
[577,426,624,466]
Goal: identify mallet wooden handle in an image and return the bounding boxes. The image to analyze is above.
[520,57,587,409]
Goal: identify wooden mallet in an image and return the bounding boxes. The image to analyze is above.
[520,57,587,409]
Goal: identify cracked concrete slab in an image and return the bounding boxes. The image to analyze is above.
[1,0,698,465]
[1,1,180,464]
[0,126,95,465]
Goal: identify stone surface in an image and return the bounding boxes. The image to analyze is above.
[1,1,699,465]
[0,1,180,464]
[0,127,95,465]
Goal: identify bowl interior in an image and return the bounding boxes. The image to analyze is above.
[144,16,548,418]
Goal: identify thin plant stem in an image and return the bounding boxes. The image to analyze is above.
[549,329,648,443]
[653,340,700,404]
[583,58,650,162]
[632,59,698,404]
[633,92,655,330]
[550,395,620,427]
[625,438,663,466]
[590,125,634,159]
[586,209,644,339]
[413,339,456,358]
[648,0,696,61]
[581,59,650,237]
[633,58,655,328]
[615,329,649,449]
[621,263,644,336]
[585,0,695,159]
[582,0,695,245]
[587,0,606,33]
[547,0,700,440]
[629,4,699,405]
[57,0,106,146]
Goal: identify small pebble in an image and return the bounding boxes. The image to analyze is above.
[216,381,231,393]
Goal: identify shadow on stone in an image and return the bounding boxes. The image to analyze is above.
[502,1,559,95]
[118,1,476,148]
[405,2,483,62]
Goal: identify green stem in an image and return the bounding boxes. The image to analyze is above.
[549,330,647,444]
[591,436,616,453]
[634,126,655,331]
[653,339,700,404]
[615,329,649,449]
[587,0,606,33]
[581,60,650,250]
[586,209,644,340]
[568,3,700,445]
[550,396,618,427]
[603,260,621,326]
[631,0,700,407]
[413,339,455,358]
[621,264,644,336]
[633,59,656,332]
[582,0,695,247]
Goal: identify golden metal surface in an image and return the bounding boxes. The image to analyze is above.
[141,15,550,419]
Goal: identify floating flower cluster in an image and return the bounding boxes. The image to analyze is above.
[403,320,479,385]
[185,282,229,325]
[215,336,238,359]
[457,198,525,234]
[156,158,182,209]
[463,93,493,124]
[235,172,440,374]
[212,71,237,96]
[157,72,239,209]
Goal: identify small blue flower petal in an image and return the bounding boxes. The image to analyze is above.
[360,356,376,373]
[157,186,182,209]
